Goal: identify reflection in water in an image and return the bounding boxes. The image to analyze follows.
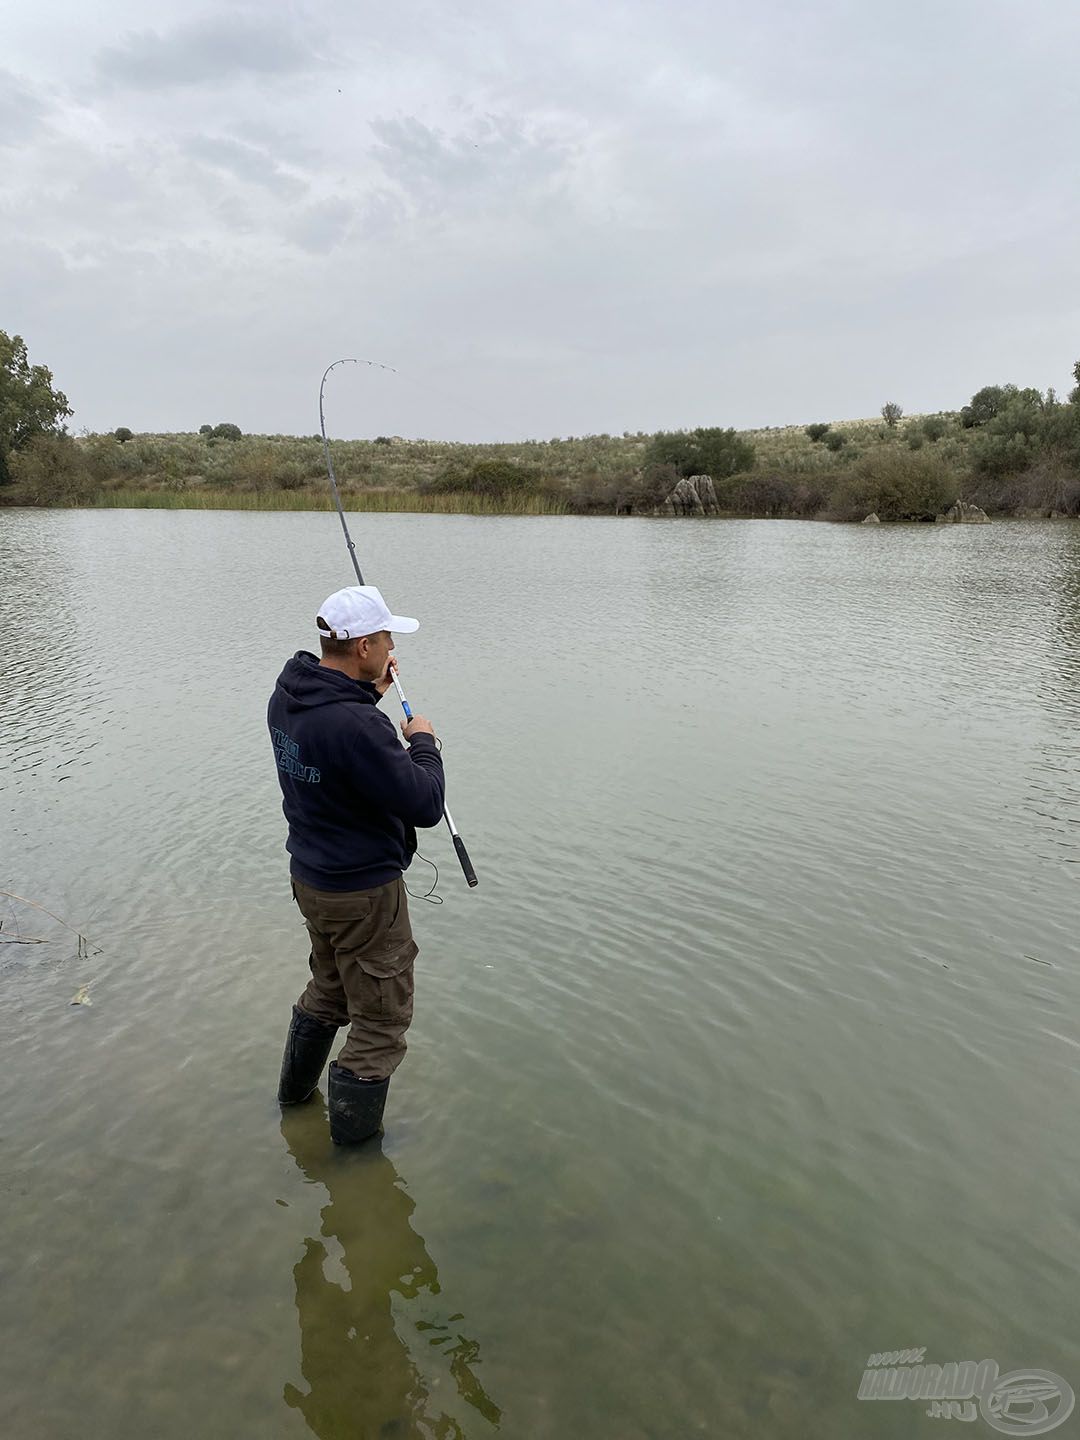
[281,1105,502,1439]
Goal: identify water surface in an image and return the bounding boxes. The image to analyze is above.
[2,510,1078,1439]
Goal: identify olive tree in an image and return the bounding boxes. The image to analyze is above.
[0,330,72,484]
[643,426,755,479]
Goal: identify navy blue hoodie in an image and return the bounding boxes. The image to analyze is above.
[267,651,445,892]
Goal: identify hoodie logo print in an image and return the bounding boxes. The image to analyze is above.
[271,727,321,784]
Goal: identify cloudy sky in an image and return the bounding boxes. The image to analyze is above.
[2,0,1079,440]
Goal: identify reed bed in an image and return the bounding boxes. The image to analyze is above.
[93,487,569,515]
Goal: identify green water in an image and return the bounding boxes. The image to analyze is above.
[2,510,1078,1439]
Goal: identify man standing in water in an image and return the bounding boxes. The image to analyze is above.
[268,585,445,1144]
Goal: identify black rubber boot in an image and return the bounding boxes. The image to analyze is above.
[278,1005,338,1105]
[327,1061,390,1145]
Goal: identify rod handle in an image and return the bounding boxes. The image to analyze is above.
[453,834,479,888]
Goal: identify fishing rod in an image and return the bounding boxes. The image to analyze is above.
[318,358,478,889]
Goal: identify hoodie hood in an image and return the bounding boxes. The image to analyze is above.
[274,651,380,712]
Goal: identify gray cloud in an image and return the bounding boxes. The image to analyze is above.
[369,112,579,216]
[95,15,323,90]
[2,0,1080,440]
[284,198,356,254]
[183,134,308,200]
[0,69,48,147]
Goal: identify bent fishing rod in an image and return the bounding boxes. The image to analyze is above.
[319,358,478,889]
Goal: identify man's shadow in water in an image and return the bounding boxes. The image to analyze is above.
[280,1102,502,1440]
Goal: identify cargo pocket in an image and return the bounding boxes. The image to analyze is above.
[356,881,416,1020]
[344,875,417,1025]
[357,952,415,1024]
[373,878,418,964]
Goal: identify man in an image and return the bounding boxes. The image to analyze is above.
[268,584,445,1144]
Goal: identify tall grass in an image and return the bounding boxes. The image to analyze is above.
[93,486,568,515]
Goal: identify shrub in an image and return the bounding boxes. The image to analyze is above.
[825,430,848,452]
[211,422,243,441]
[199,424,213,435]
[425,457,539,498]
[630,461,681,511]
[970,392,1047,477]
[114,427,133,444]
[728,471,798,515]
[828,448,958,521]
[881,401,903,428]
[921,415,948,441]
[805,423,830,442]
[276,460,307,491]
[228,442,278,491]
[961,385,1010,428]
[6,434,99,505]
[643,426,755,479]
[967,458,1080,517]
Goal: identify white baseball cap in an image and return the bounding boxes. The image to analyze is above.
[316,585,419,639]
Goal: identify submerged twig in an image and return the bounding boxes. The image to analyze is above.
[0,891,102,957]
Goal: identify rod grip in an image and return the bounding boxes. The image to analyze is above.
[453,834,479,888]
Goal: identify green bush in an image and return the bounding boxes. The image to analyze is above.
[805,423,830,442]
[114,426,133,444]
[627,461,680,511]
[425,457,540,498]
[970,392,1047,476]
[6,434,99,505]
[275,460,307,491]
[825,430,848,452]
[199,424,213,435]
[643,426,755,479]
[828,448,958,521]
[211,422,243,441]
[961,385,1010,428]
[0,330,72,486]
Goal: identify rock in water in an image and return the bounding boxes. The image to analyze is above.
[672,477,705,516]
[936,500,991,524]
[690,475,721,515]
[861,512,881,524]
[659,475,720,516]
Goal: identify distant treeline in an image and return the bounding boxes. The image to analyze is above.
[5,361,1080,521]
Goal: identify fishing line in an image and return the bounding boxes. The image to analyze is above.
[405,852,443,905]
[319,358,479,890]
[389,364,540,446]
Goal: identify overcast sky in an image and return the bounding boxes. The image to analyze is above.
[2,0,1079,440]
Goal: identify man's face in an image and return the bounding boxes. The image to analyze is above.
[357,630,394,681]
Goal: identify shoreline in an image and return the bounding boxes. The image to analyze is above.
[1,493,1074,523]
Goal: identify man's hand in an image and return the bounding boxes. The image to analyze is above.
[374,655,397,697]
[401,715,436,741]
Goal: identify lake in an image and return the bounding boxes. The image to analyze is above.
[1,509,1078,1440]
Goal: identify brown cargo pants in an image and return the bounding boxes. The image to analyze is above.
[290,875,418,1080]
